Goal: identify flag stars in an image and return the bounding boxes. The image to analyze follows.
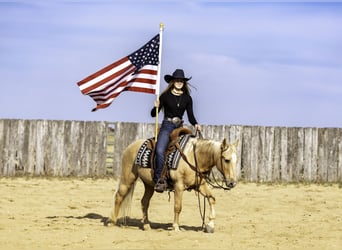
[129,34,160,69]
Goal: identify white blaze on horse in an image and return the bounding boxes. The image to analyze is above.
[108,129,239,232]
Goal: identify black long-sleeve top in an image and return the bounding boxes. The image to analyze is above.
[150,90,198,126]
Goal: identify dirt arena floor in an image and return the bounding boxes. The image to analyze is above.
[0,177,341,250]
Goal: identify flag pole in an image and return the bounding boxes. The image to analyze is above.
[155,22,164,140]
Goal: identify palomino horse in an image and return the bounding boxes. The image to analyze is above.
[109,132,239,232]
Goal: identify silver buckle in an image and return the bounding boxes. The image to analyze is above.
[171,117,182,126]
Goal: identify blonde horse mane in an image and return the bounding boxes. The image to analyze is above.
[195,139,222,159]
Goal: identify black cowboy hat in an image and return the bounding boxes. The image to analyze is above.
[164,69,192,83]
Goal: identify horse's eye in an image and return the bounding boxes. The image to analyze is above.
[223,158,230,163]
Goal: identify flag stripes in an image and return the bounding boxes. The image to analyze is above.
[77,34,160,112]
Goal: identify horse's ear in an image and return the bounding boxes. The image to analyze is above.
[221,138,227,149]
[233,139,239,147]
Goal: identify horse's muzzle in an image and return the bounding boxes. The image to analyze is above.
[225,180,237,190]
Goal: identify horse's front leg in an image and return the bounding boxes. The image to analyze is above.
[198,183,216,233]
[173,188,184,232]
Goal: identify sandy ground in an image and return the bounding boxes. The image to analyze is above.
[0,177,341,250]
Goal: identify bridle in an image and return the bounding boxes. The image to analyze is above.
[203,144,234,191]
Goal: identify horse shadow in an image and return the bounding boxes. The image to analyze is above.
[46,213,203,232]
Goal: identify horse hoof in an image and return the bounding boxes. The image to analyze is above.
[204,224,215,233]
[143,224,151,231]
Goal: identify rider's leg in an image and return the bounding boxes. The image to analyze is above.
[154,120,176,190]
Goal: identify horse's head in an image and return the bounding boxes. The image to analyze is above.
[217,139,239,189]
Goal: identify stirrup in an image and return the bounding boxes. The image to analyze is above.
[154,179,167,193]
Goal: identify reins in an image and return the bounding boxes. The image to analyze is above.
[174,130,215,230]
[205,172,232,191]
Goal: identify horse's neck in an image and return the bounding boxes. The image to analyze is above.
[193,139,220,170]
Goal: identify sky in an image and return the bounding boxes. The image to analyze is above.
[1,1,342,128]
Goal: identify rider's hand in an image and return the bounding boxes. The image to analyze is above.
[195,124,201,131]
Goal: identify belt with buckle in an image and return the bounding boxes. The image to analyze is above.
[164,117,183,126]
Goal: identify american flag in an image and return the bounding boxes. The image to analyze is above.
[77,34,160,111]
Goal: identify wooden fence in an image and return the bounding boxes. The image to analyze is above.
[1,119,341,182]
[0,119,108,176]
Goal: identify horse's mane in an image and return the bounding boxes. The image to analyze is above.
[195,138,221,160]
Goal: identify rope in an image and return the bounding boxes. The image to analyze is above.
[196,190,206,230]
[205,172,232,191]
[193,130,207,230]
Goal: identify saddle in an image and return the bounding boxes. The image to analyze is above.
[134,127,193,177]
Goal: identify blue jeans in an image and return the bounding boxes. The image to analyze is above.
[154,120,179,183]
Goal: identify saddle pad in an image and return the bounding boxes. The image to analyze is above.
[134,138,154,168]
[134,134,191,169]
[165,134,191,170]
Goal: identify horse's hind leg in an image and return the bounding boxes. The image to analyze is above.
[141,182,154,230]
[110,182,131,224]
[109,171,138,225]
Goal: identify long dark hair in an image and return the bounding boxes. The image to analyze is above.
[161,79,192,95]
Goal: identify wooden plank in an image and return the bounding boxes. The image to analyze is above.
[35,120,47,175]
[280,127,288,182]
[42,120,52,175]
[69,120,82,176]
[77,121,87,176]
[327,128,339,182]
[1,120,11,175]
[317,128,328,182]
[257,126,267,182]
[48,120,58,175]
[2,120,18,175]
[295,128,304,182]
[83,121,94,175]
[35,120,43,175]
[26,120,36,174]
[241,126,252,181]
[218,125,227,142]
[63,120,73,175]
[250,126,259,182]
[311,128,319,181]
[16,120,28,174]
[303,128,313,181]
[55,120,67,176]
[287,127,298,182]
[0,120,4,175]
[105,122,116,173]
[338,128,342,182]
[265,126,275,182]
[56,120,66,175]
[85,120,107,176]
[10,120,20,175]
[94,121,107,176]
[273,127,281,181]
